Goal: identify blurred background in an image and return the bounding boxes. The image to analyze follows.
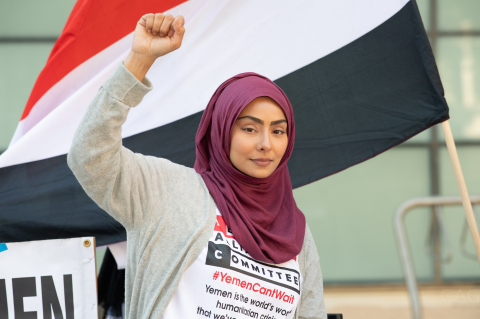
[0,0,479,318]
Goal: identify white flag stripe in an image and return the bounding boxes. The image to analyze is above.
[0,0,408,169]
[8,33,134,147]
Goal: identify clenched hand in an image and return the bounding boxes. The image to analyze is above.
[124,13,185,81]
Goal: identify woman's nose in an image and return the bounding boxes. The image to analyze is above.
[257,130,272,152]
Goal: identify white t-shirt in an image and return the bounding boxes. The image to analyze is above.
[162,208,302,319]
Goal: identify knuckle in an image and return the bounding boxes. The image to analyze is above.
[165,14,174,20]
[155,13,164,18]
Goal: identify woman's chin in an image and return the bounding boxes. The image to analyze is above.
[231,160,278,179]
[242,166,276,179]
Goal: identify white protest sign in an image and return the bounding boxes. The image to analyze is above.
[0,237,97,319]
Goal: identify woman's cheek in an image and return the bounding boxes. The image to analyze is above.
[234,135,255,161]
[274,136,288,159]
[230,132,251,166]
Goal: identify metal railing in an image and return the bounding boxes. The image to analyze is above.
[393,196,480,319]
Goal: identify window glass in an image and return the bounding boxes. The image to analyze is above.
[439,0,480,31]
[294,148,432,282]
[415,0,431,32]
[436,37,480,141]
[0,0,76,37]
[0,43,53,150]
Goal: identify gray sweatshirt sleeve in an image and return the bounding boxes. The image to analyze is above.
[297,225,327,319]
[67,62,186,231]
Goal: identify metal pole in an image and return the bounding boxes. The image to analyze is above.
[394,196,480,319]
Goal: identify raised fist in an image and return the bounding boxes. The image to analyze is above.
[133,13,186,59]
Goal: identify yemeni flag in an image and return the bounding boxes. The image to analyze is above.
[0,0,449,245]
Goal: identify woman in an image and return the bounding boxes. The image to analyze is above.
[68,13,326,319]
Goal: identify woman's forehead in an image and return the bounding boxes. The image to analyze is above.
[238,96,287,120]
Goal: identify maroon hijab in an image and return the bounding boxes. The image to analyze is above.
[194,72,306,264]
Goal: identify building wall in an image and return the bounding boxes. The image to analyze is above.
[1,0,479,283]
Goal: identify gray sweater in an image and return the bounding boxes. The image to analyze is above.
[67,63,327,319]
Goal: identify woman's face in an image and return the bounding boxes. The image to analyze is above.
[229,96,289,178]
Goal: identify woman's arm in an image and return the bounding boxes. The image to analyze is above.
[67,13,186,231]
[297,225,328,319]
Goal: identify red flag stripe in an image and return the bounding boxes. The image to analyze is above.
[21,0,187,121]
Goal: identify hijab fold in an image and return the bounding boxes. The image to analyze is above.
[194,72,306,264]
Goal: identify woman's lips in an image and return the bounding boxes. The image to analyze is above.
[251,158,273,167]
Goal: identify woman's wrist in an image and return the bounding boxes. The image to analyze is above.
[123,50,156,82]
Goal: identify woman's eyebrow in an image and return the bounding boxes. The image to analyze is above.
[270,119,287,126]
[237,116,263,125]
[237,116,287,126]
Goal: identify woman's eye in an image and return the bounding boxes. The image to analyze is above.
[273,129,285,135]
[242,128,255,133]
